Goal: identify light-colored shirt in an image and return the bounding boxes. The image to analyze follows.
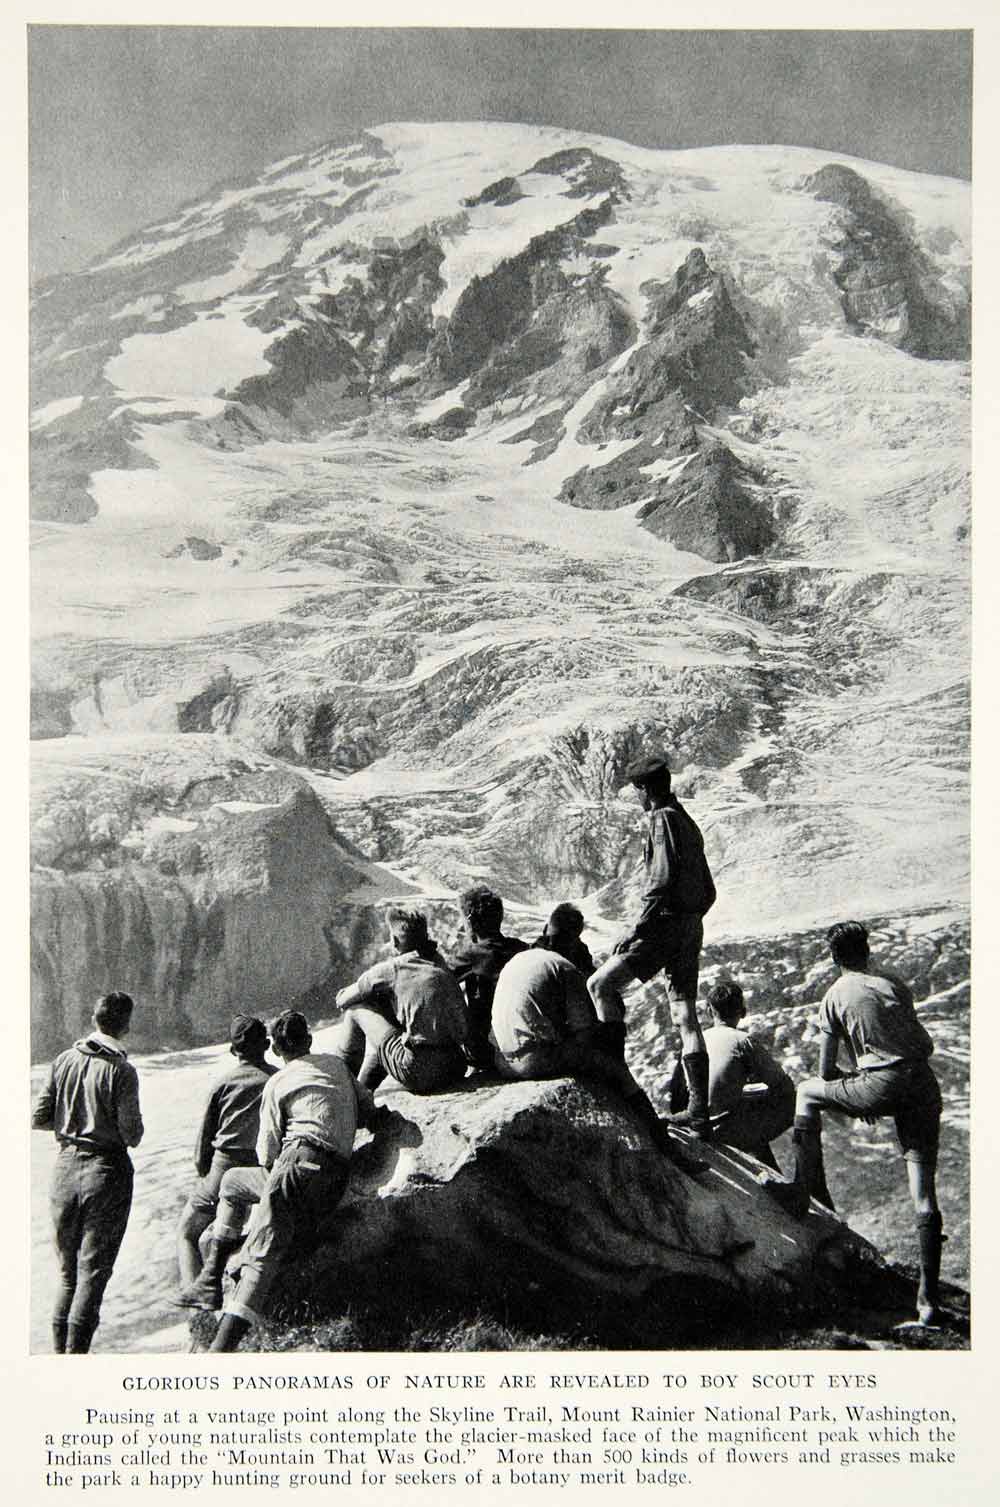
[352,951,468,1050]
[256,1053,365,1168]
[818,968,934,1070]
[492,950,596,1058]
[704,1023,792,1116]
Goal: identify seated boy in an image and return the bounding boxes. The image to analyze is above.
[330,907,469,1094]
[671,982,794,1169]
[448,885,528,1068]
[493,948,706,1176]
[532,902,595,976]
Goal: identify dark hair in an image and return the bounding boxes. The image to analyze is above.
[547,903,585,938]
[270,1010,312,1056]
[623,753,672,799]
[707,981,744,1022]
[827,920,870,971]
[459,885,504,934]
[386,907,431,952]
[94,991,134,1036]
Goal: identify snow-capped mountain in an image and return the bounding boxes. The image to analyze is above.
[30,122,970,1054]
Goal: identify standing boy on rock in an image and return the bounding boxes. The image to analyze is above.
[588,753,717,1139]
[32,991,144,1353]
[175,1015,276,1289]
[766,920,945,1327]
[448,885,529,1068]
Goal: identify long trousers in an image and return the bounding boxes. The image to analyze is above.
[50,1143,133,1339]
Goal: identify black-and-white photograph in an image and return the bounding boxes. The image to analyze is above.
[28,23,971,1361]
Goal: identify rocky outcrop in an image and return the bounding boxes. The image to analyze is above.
[227,309,370,429]
[557,249,772,561]
[30,409,156,524]
[30,736,412,1056]
[806,164,970,359]
[430,198,627,387]
[637,445,773,561]
[67,666,238,737]
[259,1071,915,1342]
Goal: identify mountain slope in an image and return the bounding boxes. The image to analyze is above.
[29,121,969,1049]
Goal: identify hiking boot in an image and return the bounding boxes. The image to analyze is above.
[664,1107,714,1142]
[172,1275,224,1312]
[171,1233,242,1312]
[653,1121,710,1177]
[760,1174,810,1219]
[680,1050,712,1140]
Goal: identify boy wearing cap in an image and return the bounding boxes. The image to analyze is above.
[175,1016,276,1289]
[588,753,717,1139]
[192,1011,373,1351]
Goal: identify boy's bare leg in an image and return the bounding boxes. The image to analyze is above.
[343,1004,399,1091]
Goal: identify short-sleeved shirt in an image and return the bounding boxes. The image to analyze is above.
[818,969,934,1071]
[492,950,596,1059]
[704,1024,792,1116]
[352,951,469,1050]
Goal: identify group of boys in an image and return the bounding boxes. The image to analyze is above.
[33,752,948,1353]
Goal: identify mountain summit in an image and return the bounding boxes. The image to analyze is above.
[30,122,969,1050]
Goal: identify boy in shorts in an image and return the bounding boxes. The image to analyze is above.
[331,908,469,1093]
[588,753,717,1138]
[767,920,945,1327]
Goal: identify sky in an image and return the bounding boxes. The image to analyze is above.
[29,26,973,281]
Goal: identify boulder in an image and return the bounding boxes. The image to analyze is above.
[260,1067,910,1343]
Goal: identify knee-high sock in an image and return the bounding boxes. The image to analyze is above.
[766,1114,823,1217]
[682,1050,711,1135]
[210,1313,251,1353]
[803,1121,835,1210]
[916,1210,944,1322]
[177,1235,242,1308]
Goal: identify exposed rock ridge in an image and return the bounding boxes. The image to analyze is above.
[806,163,970,359]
